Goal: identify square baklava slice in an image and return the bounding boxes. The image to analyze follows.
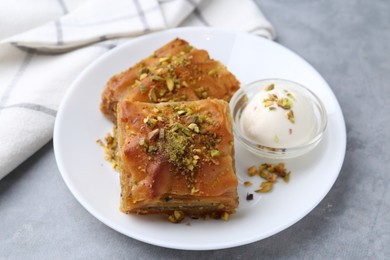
[116,98,238,221]
[101,38,240,122]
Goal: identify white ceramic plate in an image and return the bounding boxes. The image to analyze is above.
[54,28,346,250]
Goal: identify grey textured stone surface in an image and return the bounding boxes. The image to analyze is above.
[1,0,389,259]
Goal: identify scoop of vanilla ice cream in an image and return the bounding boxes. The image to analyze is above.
[240,83,317,148]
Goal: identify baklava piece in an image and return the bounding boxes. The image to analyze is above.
[101,38,240,122]
[117,98,238,221]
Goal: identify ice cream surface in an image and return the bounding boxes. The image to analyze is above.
[240,82,317,148]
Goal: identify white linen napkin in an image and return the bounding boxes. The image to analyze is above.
[0,0,275,180]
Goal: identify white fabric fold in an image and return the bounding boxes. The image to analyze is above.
[0,0,275,180]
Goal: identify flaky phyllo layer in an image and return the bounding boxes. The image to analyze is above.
[117,99,238,221]
[100,38,240,122]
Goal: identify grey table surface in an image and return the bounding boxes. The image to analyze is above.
[1,0,389,259]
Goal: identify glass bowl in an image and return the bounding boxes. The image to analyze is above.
[230,79,327,159]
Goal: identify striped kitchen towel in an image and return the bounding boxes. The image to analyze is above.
[0,0,275,180]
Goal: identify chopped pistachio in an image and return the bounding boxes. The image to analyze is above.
[159,54,171,63]
[258,164,267,171]
[139,73,147,80]
[268,173,278,183]
[210,149,220,157]
[184,45,193,53]
[287,92,296,101]
[148,145,157,153]
[264,100,274,107]
[157,89,166,98]
[96,139,104,147]
[275,163,287,177]
[182,81,188,87]
[247,165,258,176]
[277,98,292,109]
[149,118,158,126]
[152,75,164,81]
[177,110,186,116]
[166,78,175,92]
[138,67,149,77]
[148,88,157,102]
[188,123,200,133]
[286,110,295,123]
[259,169,270,179]
[166,126,189,167]
[171,123,180,132]
[221,212,229,221]
[194,87,205,98]
[139,137,146,147]
[155,68,164,74]
[197,115,205,123]
[146,117,157,128]
[255,181,273,193]
[283,172,291,183]
[244,181,253,187]
[139,82,147,94]
[191,187,199,194]
[168,210,184,223]
[185,108,192,116]
[181,127,191,136]
[217,204,225,210]
[245,162,291,194]
[264,84,275,91]
[208,69,218,77]
[274,135,280,143]
[189,123,197,130]
[267,164,275,172]
[193,148,201,154]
